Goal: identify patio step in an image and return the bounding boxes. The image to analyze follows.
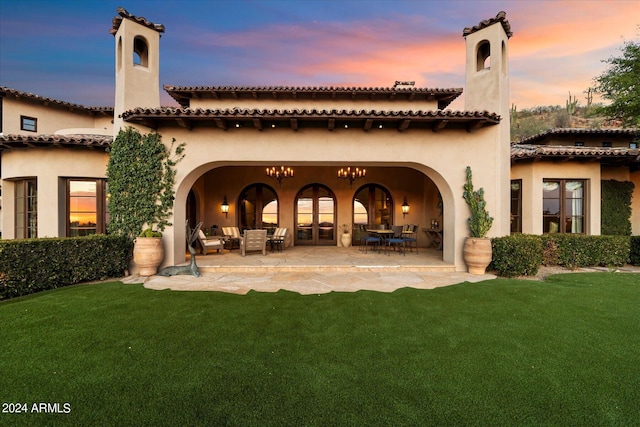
[199,264,457,274]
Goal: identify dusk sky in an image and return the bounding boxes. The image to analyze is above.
[0,0,638,110]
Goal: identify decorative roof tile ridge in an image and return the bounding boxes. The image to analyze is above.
[163,84,463,94]
[122,107,500,119]
[518,127,640,144]
[0,86,113,112]
[110,7,165,35]
[462,11,513,38]
[0,134,112,143]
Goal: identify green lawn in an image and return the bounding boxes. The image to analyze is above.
[1,273,639,426]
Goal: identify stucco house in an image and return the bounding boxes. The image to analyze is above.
[0,9,637,272]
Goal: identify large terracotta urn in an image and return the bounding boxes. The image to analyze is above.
[340,233,352,248]
[133,237,164,276]
[463,237,492,275]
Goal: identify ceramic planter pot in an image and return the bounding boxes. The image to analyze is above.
[133,236,164,276]
[340,233,352,248]
[463,237,492,275]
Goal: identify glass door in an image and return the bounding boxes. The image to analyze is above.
[295,184,335,245]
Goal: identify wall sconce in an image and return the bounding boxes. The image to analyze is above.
[221,196,229,218]
[402,196,410,218]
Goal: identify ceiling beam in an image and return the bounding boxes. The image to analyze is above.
[364,119,373,131]
[290,118,298,131]
[466,121,484,133]
[328,118,335,131]
[253,118,263,130]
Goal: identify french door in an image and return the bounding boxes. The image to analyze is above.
[295,184,336,245]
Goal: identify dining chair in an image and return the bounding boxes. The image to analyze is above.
[385,225,405,256]
[403,224,419,253]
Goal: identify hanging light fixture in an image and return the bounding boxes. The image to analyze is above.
[337,167,366,187]
[266,166,294,186]
[221,196,229,218]
[402,196,410,218]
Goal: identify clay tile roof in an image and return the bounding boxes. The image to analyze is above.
[463,11,513,38]
[120,107,500,132]
[511,144,640,163]
[0,86,113,114]
[163,85,462,109]
[517,128,640,145]
[110,7,165,36]
[0,134,112,152]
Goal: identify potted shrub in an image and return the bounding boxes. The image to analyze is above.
[106,127,185,276]
[340,223,352,247]
[462,166,494,274]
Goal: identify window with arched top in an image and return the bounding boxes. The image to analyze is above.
[133,36,149,67]
[238,183,278,233]
[353,184,393,228]
[476,40,490,71]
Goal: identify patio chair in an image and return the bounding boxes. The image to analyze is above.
[268,227,288,252]
[221,226,241,250]
[385,225,405,256]
[403,224,419,253]
[240,229,268,256]
[197,230,225,255]
[360,231,382,253]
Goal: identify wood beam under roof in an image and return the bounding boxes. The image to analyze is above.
[253,118,263,130]
[432,120,448,132]
[364,119,373,131]
[398,120,411,132]
[214,118,227,130]
[176,118,192,130]
[290,118,298,131]
[466,121,484,133]
[328,118,335,131]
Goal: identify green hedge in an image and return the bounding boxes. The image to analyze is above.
[601,180,634,236]
[631,236,640,266]
[491,235,543,277]
[491,234,630,277]
[0,235,132,300]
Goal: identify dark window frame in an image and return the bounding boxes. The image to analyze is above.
[20,115,37,132]
[543,179,587,234]
[15,178,37,238]
[510,179,522,233]
[66,178,108,237]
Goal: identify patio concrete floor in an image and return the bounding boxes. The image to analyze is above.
[127,246,496,295]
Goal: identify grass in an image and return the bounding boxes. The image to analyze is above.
[1,273,639,426]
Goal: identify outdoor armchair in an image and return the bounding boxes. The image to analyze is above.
[240,229,268,256]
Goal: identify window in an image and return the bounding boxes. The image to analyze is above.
[67,179,108,236]
[574,141,584,147]
[238,184,278,232]
[543,180,586,234]
[602,141,612,148]
[20,116,37,132]
[510,180,522,233]
[630,142,638,149]
[15,179,37,238]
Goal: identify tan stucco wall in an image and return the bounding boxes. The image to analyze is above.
[511,161,601,235]
[187,97,441,111]
[1,148,108,239]
[1,97,108,135]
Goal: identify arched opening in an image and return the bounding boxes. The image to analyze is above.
[238,183,278,233]
[476,40,490,71]
[117,36,122,71]
[295,183,336,246]
[352,184,393,244]
[133,36,149,67]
